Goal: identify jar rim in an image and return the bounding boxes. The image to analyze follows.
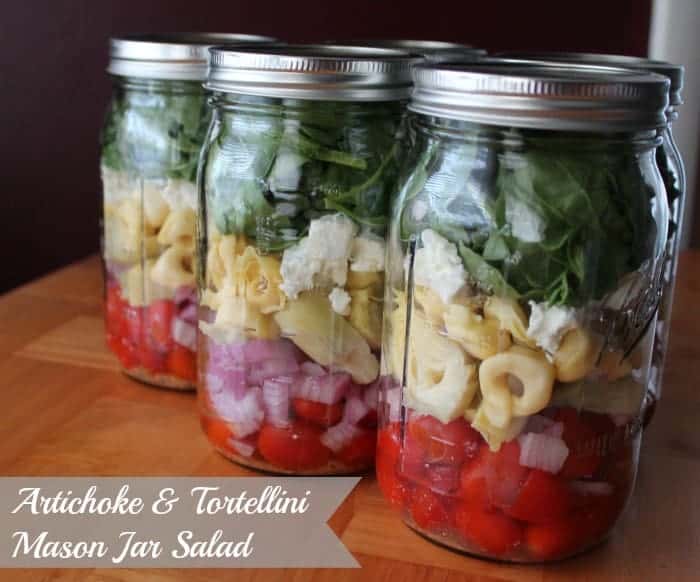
[107,33,277,81]
[410,61,670,132]
[206,44,418,101]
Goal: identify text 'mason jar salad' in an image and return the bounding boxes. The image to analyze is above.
[378,61,670,561]
[101,33,274,389]
[197,45,415,473]
[501,53,685,428]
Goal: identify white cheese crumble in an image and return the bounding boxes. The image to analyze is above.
[414,229,467,304]
[350,233,385,272]
[161,179,197,211]
[505,196,545,243]
[280,214,358,299]
[328,287,352,315]
[527,301,578,355]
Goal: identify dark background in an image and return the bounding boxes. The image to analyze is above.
[0,0,653,293]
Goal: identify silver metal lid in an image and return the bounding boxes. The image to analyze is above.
[108,33,276,81]
[206,45,416,101]
[329,39,486,60]
[499,52,684,106]
[410,61,670,131]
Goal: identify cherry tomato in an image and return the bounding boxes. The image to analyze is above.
[105,285,128,337]
[397,430,429,484]
[410,487,451,531]
[485,440,529,510]
[376,424,410,509]
[145,299,175,351]
[107,333,139,369]
[455,502,524,557]
[167,345,196,381]
[459,451,491,508]
[292,398,344,427]
[336,428,376,467]
[506,470,572,524]
[359,409,378,429]
[424,464,461,495]
[556,408,603,479]
[258,421,331,471]
[408,414,481,465]
[201,417,234,451]
[123,304,143,347]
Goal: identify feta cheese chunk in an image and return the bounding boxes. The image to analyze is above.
[328,287,352,315]
[280,213,358,299]
[350,233,385,272]
[161,179,197,211]
[414,229,467,304]
[527,301,578,355]
[505,196,545,243]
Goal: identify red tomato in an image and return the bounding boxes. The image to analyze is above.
[376,424,410,509]
[167,345,196,382]
[484,441,529,509]
[556,408,603,479]
[424,464,461,495]
[336,428,376,467]
[105,285,128,337]
[145,299,175,350]
[526,518,581,560]
[397,430,429,484]
[407,414,481,465]
[123,304,143,347]
[459,451,491,508]
[410,487,450,531]
[107,333,139,369]
[507,470,572,524]
[292,398,344,427]
[455,502,524,557]
[525,492,621,560]
[359,409,378,429]
[201,417,234,451]
[257,421,331,471]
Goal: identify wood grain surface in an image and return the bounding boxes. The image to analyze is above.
[2,253,698,581]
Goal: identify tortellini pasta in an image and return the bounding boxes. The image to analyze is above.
[444,303,512,361]
[143,182,170,229]
[478,345,555,429]
[150,245,195,289]
[553,327,601,382]
[484,296,536,348]
[157,208,196,249]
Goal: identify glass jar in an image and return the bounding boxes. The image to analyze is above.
[497,53,686,425]
[330,39,486,60]
[197,46,414,473]
[378,62,669,562]
[101,33,274,389]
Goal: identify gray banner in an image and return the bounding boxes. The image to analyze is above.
[0,477,360,568]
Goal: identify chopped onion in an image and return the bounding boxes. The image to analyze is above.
[343,388,370,424]
[293,373,351,405]
[172,318,197,351]
[382,386,402,422]
[174,285,197,307]
[179,303,198,324]
[248,358,300,385]
[228,438,255,458]
[262,379,292,428]
[206,365,247,399]
[321,422,360,453]
[363,381,379,411]
[518,432,569,474]
[570,480,614,496]
[300,361,326,377]
[208,386,263,438]
[243,339,303,365]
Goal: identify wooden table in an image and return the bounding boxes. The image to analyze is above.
[2,253,699,581]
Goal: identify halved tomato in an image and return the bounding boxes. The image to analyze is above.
[257,421,331,471]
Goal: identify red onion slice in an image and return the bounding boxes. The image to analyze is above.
[262,378,292,428]
[518,432,569,474]
[321,422,360,453]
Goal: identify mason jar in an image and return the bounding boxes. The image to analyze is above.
[499,53,685,426]
[101,33,274,389]
[378,62,669,561]
[197,45,414,473]
[332,39,486,60]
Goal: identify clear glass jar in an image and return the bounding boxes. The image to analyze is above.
[647,106,686,424]
[101,34,273,389]
[196,46,413,474]
[378,62,669,562]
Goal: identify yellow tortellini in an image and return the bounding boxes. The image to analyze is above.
[553,327,601,382]
[143,183,170,229]
[150,245,195,289]
[404,315,478,424]
[157,208,196,250]
[471,404,528,452]
[346,270,382,290]
[104,199,160,262]
[348,286,382,350]
[237,247,286,314]
[484,296,536,348]
[478,345,555,429]
[444,303,512,361]
[415,286,448,325]
[213,295,280,340]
